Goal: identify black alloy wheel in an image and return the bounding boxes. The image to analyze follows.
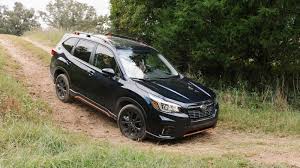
[118,104,146,141]
[55,74,71,102]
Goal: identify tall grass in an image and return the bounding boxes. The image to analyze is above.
[218,88,300,135]
[23,28,66,47]
[1,40,276,168]
[186,72,300,135]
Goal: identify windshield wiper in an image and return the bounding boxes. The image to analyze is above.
[130,77,152,81]
[157,75,179,79]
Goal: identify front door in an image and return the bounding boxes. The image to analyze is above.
[88,44,122,111]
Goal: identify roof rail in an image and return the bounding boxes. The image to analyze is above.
[74,31,92,37]
[73,31,111,45]
[105,32,145,44]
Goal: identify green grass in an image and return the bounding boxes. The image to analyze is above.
[218,88,300,135]
[1,40,280,168]
[23,28,66,47]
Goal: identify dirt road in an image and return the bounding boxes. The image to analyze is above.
[0,35,299,167]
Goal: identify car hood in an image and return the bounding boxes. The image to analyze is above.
[134,77,215,103]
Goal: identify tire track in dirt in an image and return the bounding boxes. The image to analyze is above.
[23,37,52,52]
[2,36,124,141]
[1,35,299,167]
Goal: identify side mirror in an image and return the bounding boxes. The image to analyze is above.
[102,68,115,77]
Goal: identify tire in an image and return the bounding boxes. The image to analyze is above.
[55,74,72,103]
[118,104,147,141]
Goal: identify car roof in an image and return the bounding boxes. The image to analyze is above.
[95,35,157,51]
[65,32,156,52]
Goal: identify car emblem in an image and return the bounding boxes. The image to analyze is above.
[200,104,208,111]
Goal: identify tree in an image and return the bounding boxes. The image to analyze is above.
[110,0,300,90]
[110,0,164,42]
[0,2,40,36]
[0,5,8,33]
[40,0,110,33]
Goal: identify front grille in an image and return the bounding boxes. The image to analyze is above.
[187,101,215,121]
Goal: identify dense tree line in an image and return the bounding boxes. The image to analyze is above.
[0,0,110,36]
[0,2,40,36]
[110,0,300,91]
[40,0,110,33]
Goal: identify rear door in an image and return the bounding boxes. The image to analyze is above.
[68,39,96,96]
[52,37,78,79]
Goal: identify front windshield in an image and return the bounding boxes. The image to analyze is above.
[117,48,179,80]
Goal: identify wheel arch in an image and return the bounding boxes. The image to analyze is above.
[115,96,149,119]
[53,66,70,84]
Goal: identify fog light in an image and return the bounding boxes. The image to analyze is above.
[161,126,175,136]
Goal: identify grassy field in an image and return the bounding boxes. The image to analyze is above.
[24,29,66,47]
[0,39,281,168]
[218,88,300,135]
[22,30,300,135]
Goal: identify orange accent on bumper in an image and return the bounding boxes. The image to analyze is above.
[183,128,211,137]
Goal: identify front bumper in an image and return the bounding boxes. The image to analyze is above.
[146,104,219,140]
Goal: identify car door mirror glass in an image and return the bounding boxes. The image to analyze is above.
[102,68,115,76]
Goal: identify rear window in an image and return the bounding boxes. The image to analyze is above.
[73,40,96,63]
[62,37,78,53]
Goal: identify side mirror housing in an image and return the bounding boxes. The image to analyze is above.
[102,68,115,77]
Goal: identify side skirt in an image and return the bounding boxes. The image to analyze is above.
[70,89,117,120]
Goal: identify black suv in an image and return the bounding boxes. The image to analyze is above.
[50,32,219,140]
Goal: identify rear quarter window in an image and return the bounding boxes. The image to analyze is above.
[62,37,79,53]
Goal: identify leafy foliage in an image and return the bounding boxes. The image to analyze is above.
[0,3,40,36]
[110,0,300,91]
[40,0,110,33]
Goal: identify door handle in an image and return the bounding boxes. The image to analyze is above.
[88,71,95,77]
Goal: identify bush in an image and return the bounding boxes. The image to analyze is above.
[110,0,300,93]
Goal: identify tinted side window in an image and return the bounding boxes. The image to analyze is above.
[62,38,78,53]
[73,40,96,63]
[94,45,117,71]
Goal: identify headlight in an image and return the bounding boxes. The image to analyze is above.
[149,95,181,113]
